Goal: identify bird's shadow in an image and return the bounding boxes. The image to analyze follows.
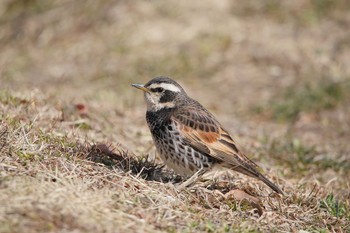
[86,143,183,184]
[85,143,264,216]
[86,143,238,194]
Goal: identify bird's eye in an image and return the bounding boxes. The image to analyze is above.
[151,87,164,93]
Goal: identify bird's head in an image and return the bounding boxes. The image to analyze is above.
[132,77,186,111]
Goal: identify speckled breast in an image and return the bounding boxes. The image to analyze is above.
[146,109,214,177]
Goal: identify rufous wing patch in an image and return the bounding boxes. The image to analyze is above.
[197,131,219,143]
[173,114,254,165]
[180,123,219,143]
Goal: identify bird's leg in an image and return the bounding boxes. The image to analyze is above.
[177,168,207,190]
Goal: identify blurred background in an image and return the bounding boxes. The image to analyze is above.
[1,0,350,194]
[1,0,350,112]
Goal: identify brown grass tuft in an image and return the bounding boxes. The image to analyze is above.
[1,0,350,232]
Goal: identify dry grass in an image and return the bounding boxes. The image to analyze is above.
[1,0,350,232]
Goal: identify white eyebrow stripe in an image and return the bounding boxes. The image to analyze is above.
[148,83,181,93]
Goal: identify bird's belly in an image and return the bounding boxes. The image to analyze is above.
[161,153,196,177]
[154,136,213,177]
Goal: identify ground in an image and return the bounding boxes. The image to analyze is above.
[1,0,350,232]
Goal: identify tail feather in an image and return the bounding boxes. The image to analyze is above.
[257,172,284,195]
[234,166,284,195]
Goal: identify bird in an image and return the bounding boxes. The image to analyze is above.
[132,76,283,194]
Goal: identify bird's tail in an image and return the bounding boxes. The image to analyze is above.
[234,166,284,195]
[256,172,284,195]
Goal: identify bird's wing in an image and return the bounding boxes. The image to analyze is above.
[172,107,258,169]
[172,106,284,195]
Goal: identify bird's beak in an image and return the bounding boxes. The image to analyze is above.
[131,83,149,93]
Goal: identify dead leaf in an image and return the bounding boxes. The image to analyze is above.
[75,103,88,117]
[225,189,263,216]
